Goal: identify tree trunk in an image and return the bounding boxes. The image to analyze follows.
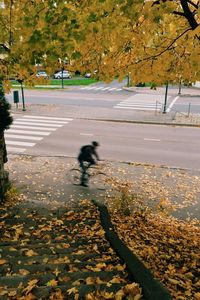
[0,131,9,202]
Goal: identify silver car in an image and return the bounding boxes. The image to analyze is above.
[36,71,49,78]
[54,70,71,79]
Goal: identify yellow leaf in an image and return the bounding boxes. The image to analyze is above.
[85,277,95,285]
[46,279,58,287]
[9,247,17,251]
[53,268,61,277]
[194,293,200,300]
[23,279,39,295]
[25,250,38,257]
[8,290,17,297]
[74,250,85,255]
[168,278,180,285]
[19,269,30,276]
[116,264,125,271]
[50,289,64,300]
[67,287,78,295]
[0,289,8,296]
[109,277,123,284]
[0,259,7,265]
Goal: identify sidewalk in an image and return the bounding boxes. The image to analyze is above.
[6,155,200,221]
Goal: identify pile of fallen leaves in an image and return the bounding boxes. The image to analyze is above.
[0,200,143,299]
[109,207,200,299]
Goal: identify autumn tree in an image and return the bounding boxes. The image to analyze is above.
[0,82,13,201]
[71,0,199,84]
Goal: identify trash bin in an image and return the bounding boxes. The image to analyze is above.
[13,90,19,104]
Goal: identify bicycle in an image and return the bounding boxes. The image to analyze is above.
[68,162,109,190]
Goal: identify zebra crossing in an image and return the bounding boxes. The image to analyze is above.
[80,85,123,92]
[5,115,73,153]
[114,94,165,111]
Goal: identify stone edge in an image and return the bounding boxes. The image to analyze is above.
[92,199,172,300]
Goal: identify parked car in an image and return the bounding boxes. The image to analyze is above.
[84,70,97,78]
[54,70,71,79]
[85,73,91,78]
[36,71,49,78]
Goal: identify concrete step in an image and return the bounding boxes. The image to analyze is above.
[0,269,127,288]
[0,243,112,259]
[0,282,128,300]
[1,257,122,276]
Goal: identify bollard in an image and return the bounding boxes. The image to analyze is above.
[13,90,19,108]
[188,103,191,117]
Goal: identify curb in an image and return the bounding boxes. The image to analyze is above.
[11,108,200,128]
[87,117,200,128]
[92,200,172,300]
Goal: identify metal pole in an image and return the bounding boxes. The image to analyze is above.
[61,67,64,89]
[178,81,181,95]
[188,103,191,117]
[21,83,26,111]
[163,81,168,114]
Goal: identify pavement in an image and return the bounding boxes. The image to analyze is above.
[6,84,200,223]
[6,154,200,222]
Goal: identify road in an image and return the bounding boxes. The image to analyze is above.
[7,82,200,113]
[5,115,200,170]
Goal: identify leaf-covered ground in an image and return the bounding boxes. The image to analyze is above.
[110,211,199,300]
[4,154,200,299]
[0,200,142,299]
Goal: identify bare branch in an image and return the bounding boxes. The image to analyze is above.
[173,11,186,17]
[180,0,198,30]
[187,0,199,9]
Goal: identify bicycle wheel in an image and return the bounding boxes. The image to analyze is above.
[68,168,81,185]
[90,172,109,190]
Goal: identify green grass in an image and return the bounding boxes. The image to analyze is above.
[11,78,97,87]
[50,78,97,85]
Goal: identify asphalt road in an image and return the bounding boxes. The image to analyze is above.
[6,85,200,113]
[6,117,200,170]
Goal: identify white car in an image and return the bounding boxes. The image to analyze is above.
[54,70,71,79]
[36,71,49,78]
[85,73,91,78]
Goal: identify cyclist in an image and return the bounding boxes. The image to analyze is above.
[78,141,100,187]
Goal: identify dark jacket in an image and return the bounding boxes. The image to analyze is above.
[78,145,99,161]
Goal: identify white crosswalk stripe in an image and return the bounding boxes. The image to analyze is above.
[23,116,73,121]
[114,94,164,111]
[11,125,56,131]
[14,121,63,127]
[6,115,73,153]
[80,86,123,92]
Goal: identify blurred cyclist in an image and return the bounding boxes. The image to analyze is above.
[77,141,100,187]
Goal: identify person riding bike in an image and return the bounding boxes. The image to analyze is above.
[77,141,100,187]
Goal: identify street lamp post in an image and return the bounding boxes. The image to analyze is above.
[61,67,64,89]
[17,79,26,111]
[163,81,168,114]
[178,81,182,95]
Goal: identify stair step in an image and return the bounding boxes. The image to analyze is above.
[1,252,112,266]
[0,243,112,258]
[3,257,122,275]
[0,270,127,288]
[0,237,107,247]
[0,282,128,300]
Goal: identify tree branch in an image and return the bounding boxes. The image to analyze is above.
[0,44,10,52]
[180,0,198,30]
[187,0,199,9]
[126,27,193,68]
[173,11,186,17]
